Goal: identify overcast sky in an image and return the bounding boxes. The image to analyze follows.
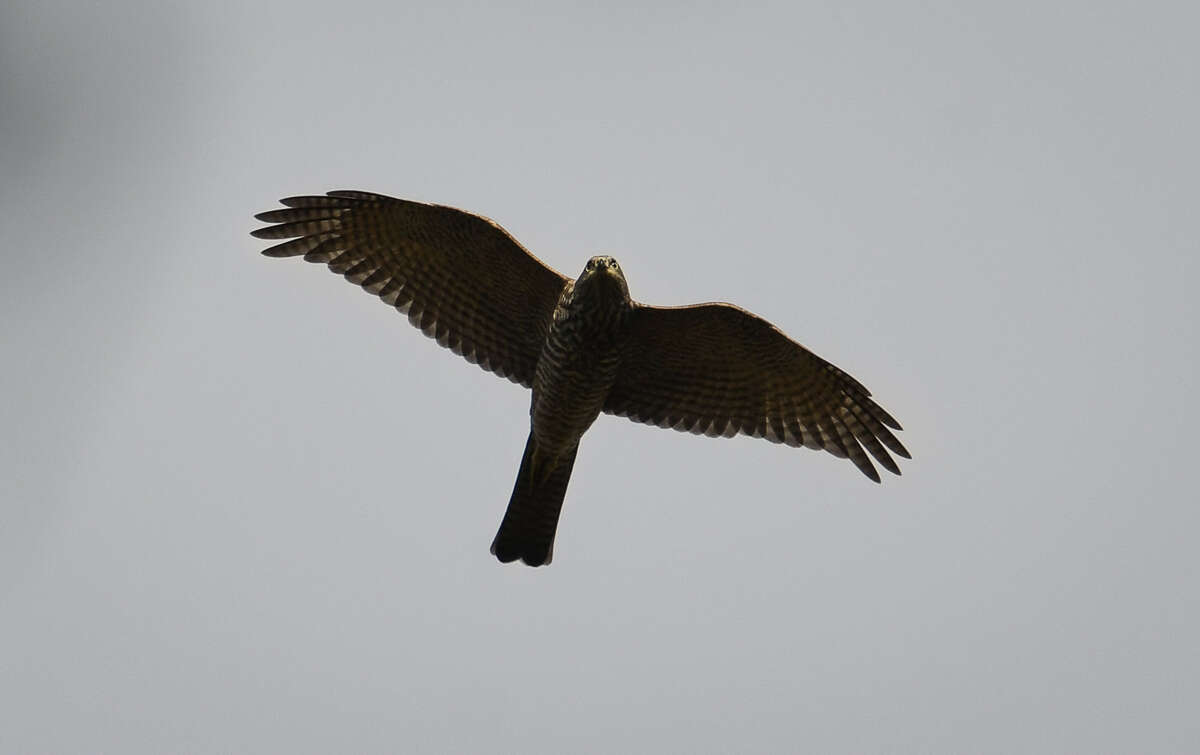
[2,1,1197,752]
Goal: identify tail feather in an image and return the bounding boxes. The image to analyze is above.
[491,435,579,567]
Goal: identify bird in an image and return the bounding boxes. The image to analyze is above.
[252,190,909,567]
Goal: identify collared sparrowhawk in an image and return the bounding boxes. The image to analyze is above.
[252,190,910,566]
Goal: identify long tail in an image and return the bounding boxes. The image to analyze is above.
[490,434,580,567]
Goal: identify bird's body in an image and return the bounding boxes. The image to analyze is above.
[494,258,634,564]
[253,190,910,566]
[532,258,632,458]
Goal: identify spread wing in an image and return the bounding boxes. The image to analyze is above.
[252,191,568,387]
[604,302,909,482]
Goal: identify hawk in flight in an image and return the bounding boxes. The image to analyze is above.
[253,190,909,566]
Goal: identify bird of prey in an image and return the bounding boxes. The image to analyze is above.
[252,190,909,566]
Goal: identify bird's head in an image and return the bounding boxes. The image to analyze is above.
[575,255,630,302]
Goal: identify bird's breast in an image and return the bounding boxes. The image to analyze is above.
[529,305,629,453]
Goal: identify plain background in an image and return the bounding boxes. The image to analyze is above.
[2,2,1197,752]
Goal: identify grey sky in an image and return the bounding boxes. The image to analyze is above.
[2,1,1197,752]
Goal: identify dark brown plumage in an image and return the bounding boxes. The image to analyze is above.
[253,190,910,566]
